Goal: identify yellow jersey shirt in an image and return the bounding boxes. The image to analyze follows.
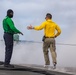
[34,19,61,37]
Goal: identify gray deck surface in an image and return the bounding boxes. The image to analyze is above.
[0,61,75,75]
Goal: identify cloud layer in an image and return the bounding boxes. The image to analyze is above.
[0,0,76,41]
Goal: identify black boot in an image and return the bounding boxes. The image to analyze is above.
[4,64,14,68]
[53,62,57,69]
[0,61,4,65]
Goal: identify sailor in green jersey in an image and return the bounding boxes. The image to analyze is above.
[2,9,23,68]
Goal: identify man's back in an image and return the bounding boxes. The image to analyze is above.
[34,19,61,38]
[44,19,61,37]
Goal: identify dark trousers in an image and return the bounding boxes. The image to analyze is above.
[3,33,13,65]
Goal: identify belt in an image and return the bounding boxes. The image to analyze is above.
[4,32,13,35]
[45,36,54,38]
[45,37,54,38]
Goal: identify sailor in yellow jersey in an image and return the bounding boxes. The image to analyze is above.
[27,13,61,69]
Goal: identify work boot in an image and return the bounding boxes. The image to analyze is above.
[0,61,4,65]
[53,62,57,69]
[4,64,14,68]
[44,65,50,68]
[44,65,52,70]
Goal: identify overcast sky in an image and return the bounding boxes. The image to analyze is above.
[0,0,76,42]
[0,0,76,67]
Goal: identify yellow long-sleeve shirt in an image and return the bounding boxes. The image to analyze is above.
[34,19,61,37]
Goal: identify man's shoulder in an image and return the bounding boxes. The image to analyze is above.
[43,20,47,24]
[6,17,13,22]
[3,17,7,22]
[41,21,47,25]
[3,16,10,20]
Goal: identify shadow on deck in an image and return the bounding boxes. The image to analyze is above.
[0,61,75,75]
